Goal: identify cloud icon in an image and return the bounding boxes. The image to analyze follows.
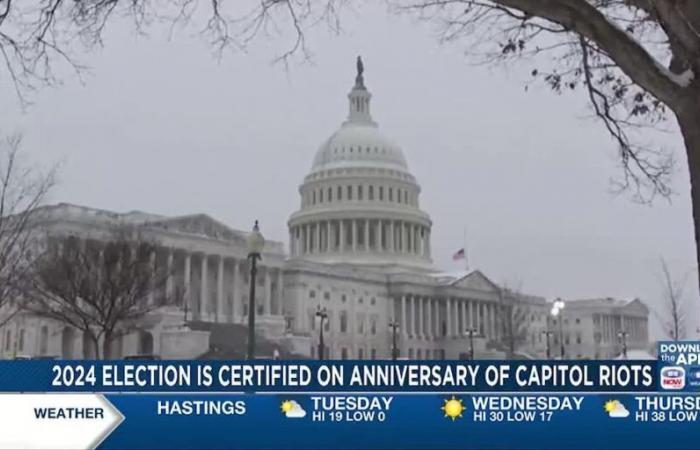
[605,400,630,418]
[281,400,306,419]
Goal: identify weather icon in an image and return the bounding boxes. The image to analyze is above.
[281,400,307,418]
[441,396,465,421]
[604,400,630,418]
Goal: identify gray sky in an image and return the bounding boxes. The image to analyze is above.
[1,4,697,338]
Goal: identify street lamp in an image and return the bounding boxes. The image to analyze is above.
[541,330,555,359]
[550,298,566,359]
[465,328,479,360]
[618,331,629,359]
[246,220,265,360]
[315,306,329,360]
[388,320,400,360]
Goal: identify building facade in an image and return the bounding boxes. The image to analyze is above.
[0,59,650,360]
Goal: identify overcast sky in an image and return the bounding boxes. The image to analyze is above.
[1,3,697,338]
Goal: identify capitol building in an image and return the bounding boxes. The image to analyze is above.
[1,60,650,360]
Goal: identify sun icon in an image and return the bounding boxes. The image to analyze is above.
[604,400,617,414]
[281,400,294,414]
[442,396,465,421]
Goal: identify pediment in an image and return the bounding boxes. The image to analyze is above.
[620,298,649,315]
[146,214,245,243]
[451,270,500,293]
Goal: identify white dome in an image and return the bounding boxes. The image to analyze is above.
[311,123,408,172]
[288,57,434,272]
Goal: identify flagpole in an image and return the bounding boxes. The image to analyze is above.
[463,226,469,272]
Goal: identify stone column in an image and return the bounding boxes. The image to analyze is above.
[165,250,174,304]
[417,296,424,339]
[414,225,420,254]
[276,269,283,316]
[401,295,407,337]
[462,299,468,335]
[364,219,370,251]
[303,225,309,254]
[148,249,156,305]
[376,220,382,251]
[327,221,332,252]
[232,259,239,323]
[315,223,321,253]
[264,269,272,315]
[339,220,346,252]
[184,253,191,315]
[289,229,295,256]
[388,220,395,252]
[199,254,208,319]
[467,300,473,329]
[217,256,225,322]
[426,298,433,339]
[446,298,452,337]
[352,220,358,252]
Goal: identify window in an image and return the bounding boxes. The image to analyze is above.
[358,348,364,359]
[312,191,316,204]
[358,297,364,304]
[358,185,364,200]
[328,187,333,202]
[575,318,581,324]
[319,189,324,203]
[404,191,408,203]
[370,348,377,360]
[389,188,393,201]
[337,186,342,200]
[323,292,331,301]
[357,315,364,334]
[309,290,316,299]
[371,297,376,306]
[370,318,376,335]
[341,295,347,303]
[341,348,348,360]
[39,326,48,355]
[347,185,353,200]
[18,329,25,352]
[379,186,384,201]
[340,311,348,333]
[368,186,374,200]
[576,334,582,344]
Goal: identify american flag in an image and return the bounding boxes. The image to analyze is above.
[452,248,466,261]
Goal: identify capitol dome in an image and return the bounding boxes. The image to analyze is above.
[288,57,433,271]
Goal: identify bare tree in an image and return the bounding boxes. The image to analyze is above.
[3,1,700,293]
[499,283,532,358]
[23,226,169,359]
[0,133,56,326]
[657,257,689,341]
[0,0,347,104]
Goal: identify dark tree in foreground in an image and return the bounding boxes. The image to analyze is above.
[1,1,699,293]
[0,133,56,325]
[499,284,533,358]
[23,227,168,359]
[657,257,690,341]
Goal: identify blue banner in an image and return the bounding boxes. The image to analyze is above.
[0,360,657,392]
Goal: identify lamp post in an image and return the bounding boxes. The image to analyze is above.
[388,320,400,360]
[246,220,265,360]
[465,328,478,360]
[551,298,566,359]
[316,306,328,360]
[541,330,555,359]
[618,331,629,359]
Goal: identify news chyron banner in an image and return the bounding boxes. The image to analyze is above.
[1,342,700,449]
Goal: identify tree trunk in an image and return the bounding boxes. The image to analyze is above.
[677,100,700,302]
[102,331,112,360]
